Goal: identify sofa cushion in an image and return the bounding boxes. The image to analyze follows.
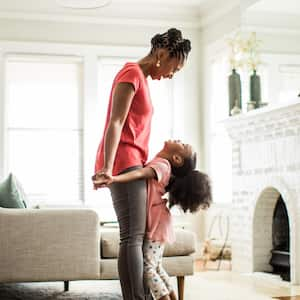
[100,256,194,280]
[101,228,196,258]
[164,229,196,256]
[0,173,27,208]
[101,229,119,258]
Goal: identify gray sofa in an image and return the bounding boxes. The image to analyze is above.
[0,207,196,300]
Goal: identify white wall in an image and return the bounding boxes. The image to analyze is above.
[0,18,159,46]
[255,32,300,54]
[201,6,242,45]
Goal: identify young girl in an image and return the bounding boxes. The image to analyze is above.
[93,140,212,300]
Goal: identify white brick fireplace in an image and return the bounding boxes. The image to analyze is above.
[224,99,300,284]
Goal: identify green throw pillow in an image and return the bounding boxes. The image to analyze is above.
[0,173,27,208]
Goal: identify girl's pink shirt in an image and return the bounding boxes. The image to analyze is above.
[146,157,175,244]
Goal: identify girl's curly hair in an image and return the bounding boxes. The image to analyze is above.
[166,170,212,213]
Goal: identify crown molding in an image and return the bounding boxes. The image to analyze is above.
[0,2,243,30]
[0,11,202,29]
[241,24,300,36]
[0,39,148,57]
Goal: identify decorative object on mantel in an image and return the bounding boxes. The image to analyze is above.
[227,31,266,113]
[247,100,256,112]
[244,32,263,108]
[227,33,243,116]
[250,70,261,107]
[231,99,242,116]
[228,70,242,115]
[259,102,268,107]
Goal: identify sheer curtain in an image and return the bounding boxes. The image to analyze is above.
[6,55,83,207]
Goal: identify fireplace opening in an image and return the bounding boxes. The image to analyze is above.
[269,195,290,281]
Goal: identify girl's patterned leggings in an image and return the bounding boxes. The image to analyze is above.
[143,239,173,300]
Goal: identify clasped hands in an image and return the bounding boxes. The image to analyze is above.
[92,171,113,188]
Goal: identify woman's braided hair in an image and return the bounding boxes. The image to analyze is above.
[150,28,191,61]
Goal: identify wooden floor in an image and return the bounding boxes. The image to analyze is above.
[194,258,232,272]
[275,297,300,300]
[193,259,300,300]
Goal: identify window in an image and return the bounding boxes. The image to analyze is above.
[6,55,83,207]
[260,54,300,104]
[148,77,173,158]
[209,55,232,204]
[278,64,300,102]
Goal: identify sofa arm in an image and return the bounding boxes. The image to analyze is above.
[0,208,100,283]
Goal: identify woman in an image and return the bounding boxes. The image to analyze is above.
[93,28,191,300]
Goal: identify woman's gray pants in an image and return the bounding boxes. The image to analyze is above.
[109,166,152,300]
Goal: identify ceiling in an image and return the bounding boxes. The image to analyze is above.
[0,0,218,13]
[248,0,300,15]
[244,0,300,32]
[0,0,215,17]
[0,0,298,28]
[0,0,238,28]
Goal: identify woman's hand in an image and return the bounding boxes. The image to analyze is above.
[92,168,113,188]
[93,175,113,188]
[92,171,114,188]
[92,168,111,180]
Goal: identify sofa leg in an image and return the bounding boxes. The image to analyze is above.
[64,281,69,292]
[177,276,184,300]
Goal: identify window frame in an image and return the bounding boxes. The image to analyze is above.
[5,54,84,206]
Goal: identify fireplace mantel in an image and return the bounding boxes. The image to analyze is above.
[222,98,300,141]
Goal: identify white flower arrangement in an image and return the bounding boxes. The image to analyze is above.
[243,32,262,71]
[227,32,262,72]
[227,32,244,70]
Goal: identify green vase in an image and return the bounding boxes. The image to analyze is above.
[250,70,261,108]
[228,69,242,116]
